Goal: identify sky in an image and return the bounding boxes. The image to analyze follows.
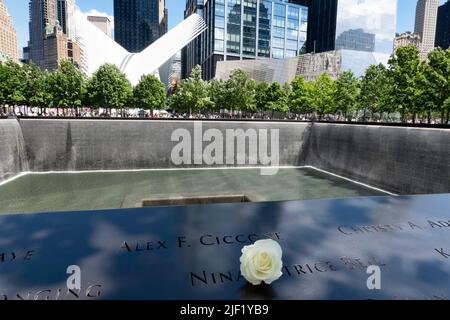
[3,0,447,51]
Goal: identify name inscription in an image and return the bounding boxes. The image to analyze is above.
[1,285,102,300]
[435,248,450,260]
[189,256,386,287]
[120,232,282,254]
[0,250,35,264]
[338,219,450,236]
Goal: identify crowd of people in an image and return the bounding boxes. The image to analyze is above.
[1,106,449,124]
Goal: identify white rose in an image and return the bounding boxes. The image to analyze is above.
[240,239,283,286]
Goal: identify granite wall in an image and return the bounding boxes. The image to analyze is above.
[18,119,309,171]
[302,123,450,195]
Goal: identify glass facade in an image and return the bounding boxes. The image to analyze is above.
[335,0,397,54]
[182,0,205,78]
[258,0,271,57]
[114,0,167,53]
[435,1,450,50]
[193,0,308,79]
[305,0,397,55]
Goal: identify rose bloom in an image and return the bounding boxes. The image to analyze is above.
[240,239,283,285]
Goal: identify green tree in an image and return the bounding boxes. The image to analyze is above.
[289,75,312,114]
[169,65,213,115]
[265,82,289,118]
[386,45,422,122]
[359,64,387,120]
[0,62,8,110]
[22,63,43,107]
[133,74,166,116]
[309,73,335,120]
[48,60,86,115]
[254,82,269,114]
[209,79,227,113]
[0,60,25,108]
[225,69,256,115]
[41,71,55,110]
[421,48,450,123]
[86,64,132,113]
[333,71,359,120]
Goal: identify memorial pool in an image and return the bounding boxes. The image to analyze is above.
[0,167,386,215]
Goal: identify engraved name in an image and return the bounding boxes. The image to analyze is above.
[0,250,35,263]
[189,256,385,287]
[338,219,450,236]
[1,285,102,300]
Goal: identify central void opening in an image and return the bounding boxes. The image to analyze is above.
[0,167,387,215]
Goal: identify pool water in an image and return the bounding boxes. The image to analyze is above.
[0,167,386,215]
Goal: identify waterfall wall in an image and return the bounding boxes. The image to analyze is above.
[0,119,28,183]
[18,119,308,172]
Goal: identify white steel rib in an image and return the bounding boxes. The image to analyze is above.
[74,9,207,86]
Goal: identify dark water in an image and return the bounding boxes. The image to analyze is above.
[0,168,385,215]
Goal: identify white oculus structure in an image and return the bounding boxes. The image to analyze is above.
[74,9,207,86]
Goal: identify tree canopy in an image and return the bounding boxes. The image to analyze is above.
[133,74,167,115]
[86,63,132,111]
[1,45,449,123]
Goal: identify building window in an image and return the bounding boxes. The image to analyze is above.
[274,3,285,17]
[272,48,284,59]
[215,39,224,52]
[272,37,284,49]
[227,0,241,54]
[285,50,297,58]
[288,7,299,20]
[215,27,225,40]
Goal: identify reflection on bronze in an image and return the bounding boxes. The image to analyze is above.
[239,283,277,300]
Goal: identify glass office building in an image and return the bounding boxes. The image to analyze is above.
[435,0,450,49]
[114,0,167,53]
[306,0,397,54]
[184,0,308,80]
[182,0,205,79]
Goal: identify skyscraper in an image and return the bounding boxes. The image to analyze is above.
[435,0,450,49]
[27,0,78,69]
[28,0,58,67]
[57,0,75,39]
[182,0,205,79]
[415,0,440,58]
[183,0,308,80]
[114,0,168,53]
[0,0,19,61]
[305,0,397,54]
